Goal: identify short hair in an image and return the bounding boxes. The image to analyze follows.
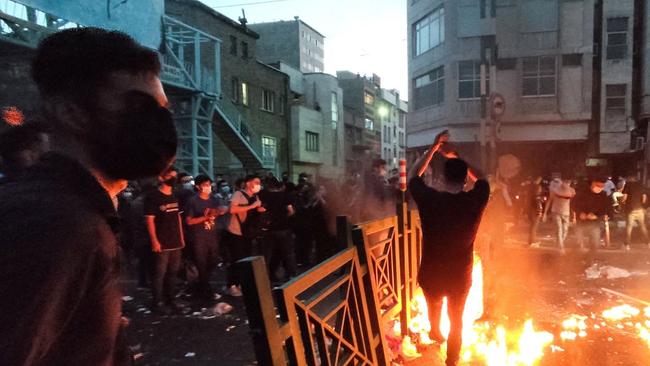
[32,28,160,103]
[194,174,212,186]
[244,174,260,183]
[444,158,468,184]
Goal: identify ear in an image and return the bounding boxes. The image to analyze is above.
[43,97,91,137]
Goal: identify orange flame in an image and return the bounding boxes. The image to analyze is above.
[2,106,24,126]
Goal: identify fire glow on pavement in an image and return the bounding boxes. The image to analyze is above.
[388,254,650,365]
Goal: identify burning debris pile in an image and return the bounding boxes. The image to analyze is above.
[386,254,650,365]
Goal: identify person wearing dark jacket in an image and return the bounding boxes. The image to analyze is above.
[408,131,489,366]
[0,28,176,365]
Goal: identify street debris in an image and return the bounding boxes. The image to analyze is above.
[184,352,196,358]
[585,264,633,280]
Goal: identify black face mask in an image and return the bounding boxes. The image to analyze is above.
[87,91,177,180]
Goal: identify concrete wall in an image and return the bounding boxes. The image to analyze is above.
[250,21,300,70]
[19,0,163,49]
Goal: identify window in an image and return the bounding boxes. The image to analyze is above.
[414,6,445,56]
[383,126,390,143]
[241,41,249,59]
[413,66,444,110]
[231,77,240,103]
[262,136,277,165]
[261,88,275,112]
[605,84,626,111]
[230,35,237,56]
[331,92,339,123]
[241,82,249,106]
[607,17,628,60]
[364,92,374,105]
[306,131,319,152]
[522,56,556,96]
[364,118,374,130]
[458,60,488,99]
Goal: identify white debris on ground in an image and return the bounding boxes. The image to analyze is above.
[184,352,196,358]
[585,264,638,280]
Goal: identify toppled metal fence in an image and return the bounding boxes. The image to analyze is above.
[237,202,422,365]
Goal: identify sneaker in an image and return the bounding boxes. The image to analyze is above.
[213,292,223,301]
[624,245,631,251]
[529,242,541,248]
[228,285,243,297]
[559,248,566,255]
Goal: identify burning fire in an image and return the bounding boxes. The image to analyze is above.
[394,253,650,365]
[399,254,554,365]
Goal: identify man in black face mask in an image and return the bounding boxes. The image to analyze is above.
[144,166,186,313]
[0,28,176,365]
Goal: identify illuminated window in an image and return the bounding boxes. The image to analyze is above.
[241,82,249,106]
[262,136,276,165]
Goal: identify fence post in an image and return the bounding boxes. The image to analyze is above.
[336,215,353,249]
[236,256,287,365]
[396,200,410,337]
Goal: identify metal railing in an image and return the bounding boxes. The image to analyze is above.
[237,202,423,365]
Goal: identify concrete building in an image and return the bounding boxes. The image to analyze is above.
[405,0,645,178]
[337,71,383,176]
[272,62,345,182]
[378,88,408,170]
[166,0,290,180]
[250,18,325,73]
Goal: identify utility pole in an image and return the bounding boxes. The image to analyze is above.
[480,49,488,173]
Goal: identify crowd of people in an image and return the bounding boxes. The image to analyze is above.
[501,173,649,254]
[2,26,650,366]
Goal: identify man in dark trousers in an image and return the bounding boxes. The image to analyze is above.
[145,166,186,314]
[0,28,177,365]
[185,174,227,302]
[408,131,490,366]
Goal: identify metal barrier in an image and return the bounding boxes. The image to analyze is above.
[237,202,422,366]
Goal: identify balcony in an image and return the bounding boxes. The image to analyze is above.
[161,15,220,96]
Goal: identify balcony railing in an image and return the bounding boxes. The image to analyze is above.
[161,15,221,96]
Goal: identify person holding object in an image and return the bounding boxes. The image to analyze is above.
[185,175,228,303]
[408,130,490,366]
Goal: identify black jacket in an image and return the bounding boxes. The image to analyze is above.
[0,153,128,366]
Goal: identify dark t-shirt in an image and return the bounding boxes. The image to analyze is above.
[574,188,611,221]
[259,189,293,231]
[144,190,183,250]
[623,181,646,211]
[409,176,490,293]
[186,194,220,245]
